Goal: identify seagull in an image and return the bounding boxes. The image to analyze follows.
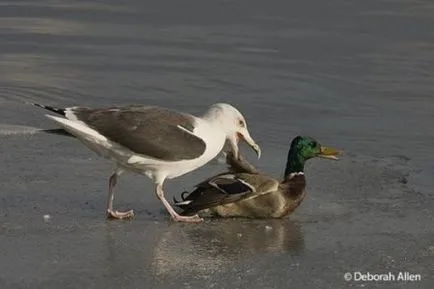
[32,103,261,223]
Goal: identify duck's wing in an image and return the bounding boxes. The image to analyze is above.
[174,172,279,216]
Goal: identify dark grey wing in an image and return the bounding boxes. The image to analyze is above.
[174,174,259,216]
[70,105,206,161]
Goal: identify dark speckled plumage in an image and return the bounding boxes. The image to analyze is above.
[174,152,307,218]
[174,136,341,219]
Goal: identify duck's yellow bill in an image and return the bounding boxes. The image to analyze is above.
[318,146,342,160]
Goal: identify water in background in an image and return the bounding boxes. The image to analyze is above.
[0,1,433,288]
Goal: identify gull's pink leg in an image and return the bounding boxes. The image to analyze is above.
[106,169,134,220]
[155,183,203,223]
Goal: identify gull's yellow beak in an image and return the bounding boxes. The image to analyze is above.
[318,146,342,160]
[229,131,261,160]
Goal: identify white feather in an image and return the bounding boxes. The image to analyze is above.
[288,172,304,179]
[64,107,80,121]
[45,115,107,143]
[174,200,192,206]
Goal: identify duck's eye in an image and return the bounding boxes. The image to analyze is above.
[311,141,318,147]
[238,119,245,127]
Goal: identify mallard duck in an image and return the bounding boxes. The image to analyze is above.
[173,136,341,218]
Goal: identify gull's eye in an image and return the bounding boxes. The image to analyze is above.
[238,119,245,127]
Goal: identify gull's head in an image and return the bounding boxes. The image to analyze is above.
[205,103,261,159]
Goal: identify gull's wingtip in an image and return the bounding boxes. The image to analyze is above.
[32,103,66,116]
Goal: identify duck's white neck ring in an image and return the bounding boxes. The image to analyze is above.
[288,172,304,179]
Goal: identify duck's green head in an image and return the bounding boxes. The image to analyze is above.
[290,136,341,160]
[285,136,341,176]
